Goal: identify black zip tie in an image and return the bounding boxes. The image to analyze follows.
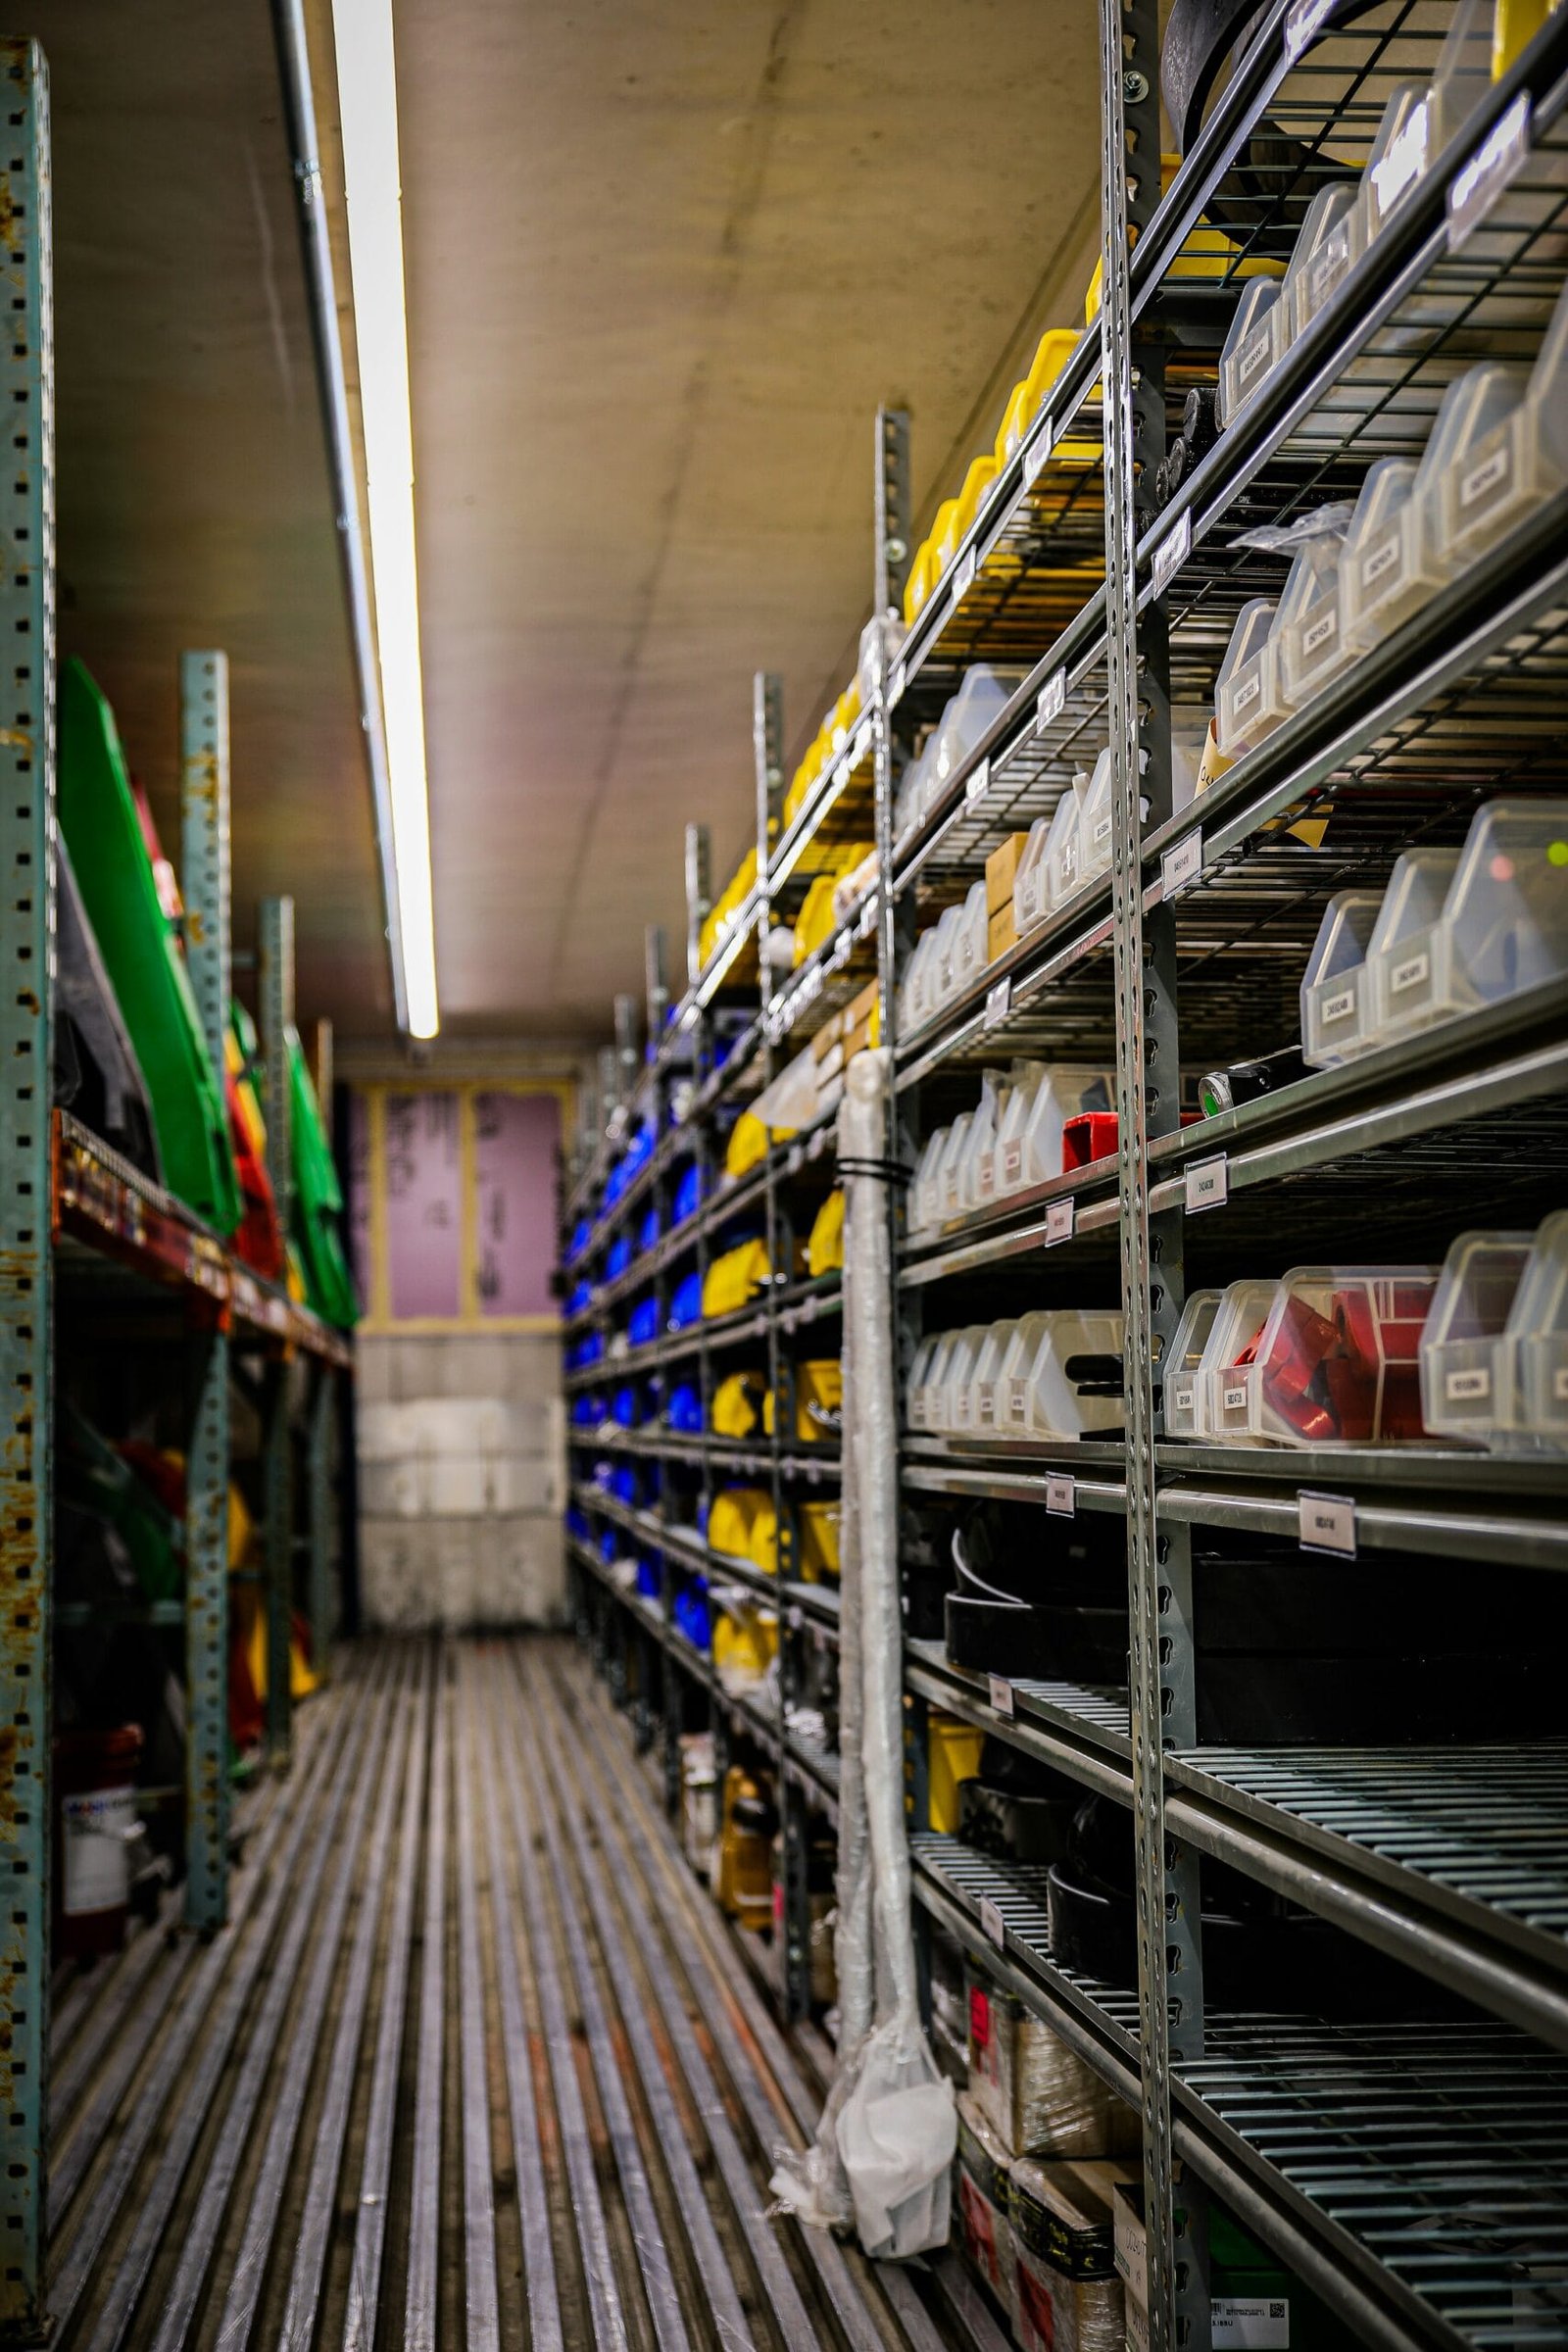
[835,1154,911,1186]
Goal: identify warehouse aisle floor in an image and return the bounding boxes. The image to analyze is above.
[45,1637,999,2352]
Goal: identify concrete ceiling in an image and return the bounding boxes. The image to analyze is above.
[29,1,1103,1045]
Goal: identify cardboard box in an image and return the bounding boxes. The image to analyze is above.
[956,2092,1018,2328]
[1115,2180,1356,2351]
[1013,2237,1125,2352]
[1012,2157,1141,2279]
[986,831,1032,912]
[842,1011,873,1064]
[811,1007,847,1062]
[967,1962,1143,2160]
[988,901,1018,963]
[845,975,878,1029]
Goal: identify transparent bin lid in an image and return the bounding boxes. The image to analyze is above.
[1241,1265,1440,1446]
[1013,814,1054,936]
[1003,1064,1115,1194]
[1499,1209,1568,1449]
[1010,1309,1125,1440]
[1300,888,1385,1068]
[963,1319,1018,1434]
[1200,1278,1283,1443]
[1437,278,1568,570]
[1163,1289,1223,1439]
[1419,1229,1534,1445]
[1219,278,1286,429]
[1291,183,1363,339]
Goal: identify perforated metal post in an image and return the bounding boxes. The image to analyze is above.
[0,42,52,2335]
[874,405,911,618]
[179,652,232,1928]
[683,822,710,992]
[1100,3,1207,2346]
[259,897,295,1765]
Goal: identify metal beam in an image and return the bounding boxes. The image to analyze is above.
[0,39,53,2336]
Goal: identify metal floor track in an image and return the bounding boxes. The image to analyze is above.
[44,1636,998,2352]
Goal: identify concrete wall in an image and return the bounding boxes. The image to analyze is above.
[354,1329,565,1630]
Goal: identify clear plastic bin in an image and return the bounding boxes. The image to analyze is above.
[906,1332,948,1430]
[962,1319,1018,1435]
[1170,707,1210,818]
[1362,81,1433,244]
[933,1325,990,1433]
[956,1072,1004,1215]
[900,927,940,1034]
[1008,1310,1126,1440]
[1013,813,1055,936]
[1291,183,1364,339]
[938,880,990,1008]
[935,1113,975,1224]
[1419,1229,1534,1445]
[929,668,1025,808]
[1044,772,1091,909]
[996,1311,1054,1431]
[1162,1290,1223,1439]
[1215,599,1289,759]
[1229,1266,1440,1446]
[1076,748,1117,891]
[1362,847,1464,1043]
[970,1068,1012,1211]
[1278,536,1355,706]
[991,1062,1045,1193]
[1300,889,1385,1067]
[1498,1209,1568,1449]
[1369,802,1568,1042]
[997,1065,1115,1195]
[1362,7,1491,249]
[1341,376,1476,654]
[909,1125,950,1237]
[1219,279,1286,429]
[1436,280,1568,573]
[1199,1279,1283,1443]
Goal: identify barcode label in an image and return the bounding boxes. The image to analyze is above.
[1036,668,1066,734]
[1321,985,1355,1024]
[989,1674,1014,1717]
[1302,609,1338,656]
[1298,1491,1356,1557]
[1045,1199,1075,1246]
[1223,1382,1249,1411]
[1391,951,1429,994]
[1186,1155,1228,1212]
[1152,509,1191,599]
[1162,830,1202,900]
[1446,1366,1492,1401]
[1461,443,1510,508]
[966,757,990,806]
[1046,1474,1076,1516]
[952,547,978,603]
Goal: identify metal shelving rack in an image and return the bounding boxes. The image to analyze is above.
[0,43,352,2332]
[564,3,1568,2344]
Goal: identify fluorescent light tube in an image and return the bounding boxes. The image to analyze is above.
[330,0,439,1038]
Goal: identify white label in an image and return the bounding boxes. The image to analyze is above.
[1223,1382,1249,1411]
[984,978,1011,1028]
[1230,673,1262,713]
[980,1896,1007,1949]
[1446,1366,1492,1401]
[1093,812,1113,845]
[1320,985,1356,1025]
[966,757,990,807]
[1046,1474,1075,1516]
[858,894,878,938]
[1008,1389,1026,1423]
[953,547,978,603]
[1152,508,1191,599]
[989,1674,1014,1717]
[1036,668,1066,734]
[1169,1377,1194,1411]
[1238,328,1273,384]
[1391,951,1429,994]
[890,662,906,707]
[1362,531,1399,587]
[1044,1199,1075,1246]
[1284,0,1335,64]
[1448,92,1533,253]
[1214,2296,1291,2350]
[1186,1155,1228,1213]
[1002,1141,1022,1184]
[62,1783,135,1918]
[852,721,872,766]
[1023,414,1054,485]
[1298,1490,1356,1557]
[834,929,853,968]
[1162,829,1202,900]
[1370,98,1429,216]
[1461,442,1510,508]
[1302,608,1338,657]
